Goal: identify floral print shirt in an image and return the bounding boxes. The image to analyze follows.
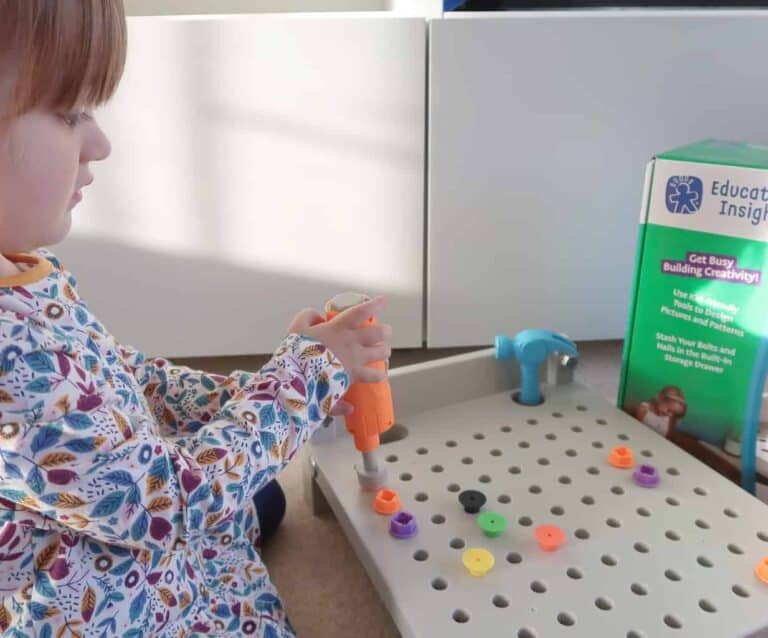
[0,250,349,637]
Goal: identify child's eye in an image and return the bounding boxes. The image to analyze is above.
[59,112,81,128]
[59,110,92,128]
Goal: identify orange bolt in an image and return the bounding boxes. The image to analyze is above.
[536,525,566,552]
[374,488,401,515]
[755,557,768,584]
[608,446,635,469]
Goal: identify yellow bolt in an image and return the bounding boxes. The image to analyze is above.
[462,548,495,577]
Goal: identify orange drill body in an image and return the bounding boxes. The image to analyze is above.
[325,298,394,454]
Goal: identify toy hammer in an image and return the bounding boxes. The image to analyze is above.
[495,330,579,405]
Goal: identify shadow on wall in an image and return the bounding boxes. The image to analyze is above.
[54,235,419,359]
[53,18,427,359]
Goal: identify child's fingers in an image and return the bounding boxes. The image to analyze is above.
[361,344,391,365]
[353,365,386,384]
[330,400,355,417]
[307,311,326,327]
[337,295,386,327]
[358,323,392,346]
[288,308,324,333]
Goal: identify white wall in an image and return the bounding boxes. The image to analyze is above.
[57,15,426,358]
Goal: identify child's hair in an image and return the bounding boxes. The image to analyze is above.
[655,384,687,416]
[0,0,127,119]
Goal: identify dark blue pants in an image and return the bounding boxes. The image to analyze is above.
[253,479,286,546]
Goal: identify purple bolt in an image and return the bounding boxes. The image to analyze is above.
[633,464,660,488]
[390,511,418,539]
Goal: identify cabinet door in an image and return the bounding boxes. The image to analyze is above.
[428,12,768,347]
[58,15,426,357]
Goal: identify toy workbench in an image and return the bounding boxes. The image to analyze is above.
[305,346,768,638]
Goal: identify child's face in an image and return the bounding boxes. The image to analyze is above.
[0,58,112,253]
[658,399,684,418]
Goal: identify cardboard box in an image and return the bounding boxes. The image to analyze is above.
[619,140,768,486]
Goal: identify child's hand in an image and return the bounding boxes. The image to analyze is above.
[285,296,392,389]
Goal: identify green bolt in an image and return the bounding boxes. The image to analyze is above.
[478,511,508,538]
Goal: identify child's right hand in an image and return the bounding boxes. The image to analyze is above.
[285,296,392,385]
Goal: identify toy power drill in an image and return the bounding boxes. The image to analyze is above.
[325,292,394,491]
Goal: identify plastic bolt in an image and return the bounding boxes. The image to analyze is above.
[478,512,508,538]
[633,464,660,488]
[608,446,635,469]
[462,548,495,576]
[389,511,418,539]
[459,489,487,514]
[755,557,768,584]
[536,524,566,552]
[374,488,401,515]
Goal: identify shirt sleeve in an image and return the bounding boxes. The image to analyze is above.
[117,342,261,438]
[0,332,348,552]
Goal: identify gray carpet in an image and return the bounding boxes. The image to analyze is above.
[175,340,624,637]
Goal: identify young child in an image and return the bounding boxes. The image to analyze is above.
[0,2,391,636]
[635,385,687,438]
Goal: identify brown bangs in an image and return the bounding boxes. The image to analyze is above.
[0,0,126,117]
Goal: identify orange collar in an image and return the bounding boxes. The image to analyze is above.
[0,253,54,287]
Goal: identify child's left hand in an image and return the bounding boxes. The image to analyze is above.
[285,305,391,417]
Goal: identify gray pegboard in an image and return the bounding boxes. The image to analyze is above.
[309,351,768,638]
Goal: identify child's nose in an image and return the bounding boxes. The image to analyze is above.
[82,123,112,163]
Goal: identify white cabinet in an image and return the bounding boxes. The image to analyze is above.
[124,0,443,16]
[427,11,768,347]
[124,0,389,15]
[58,15,426,357]
[61,9,768,356]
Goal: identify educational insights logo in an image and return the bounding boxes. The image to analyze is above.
[666,176,703,214]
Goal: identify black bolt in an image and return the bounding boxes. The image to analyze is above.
[459,489,486,514]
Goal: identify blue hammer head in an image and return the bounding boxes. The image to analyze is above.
[495,330,579,405]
